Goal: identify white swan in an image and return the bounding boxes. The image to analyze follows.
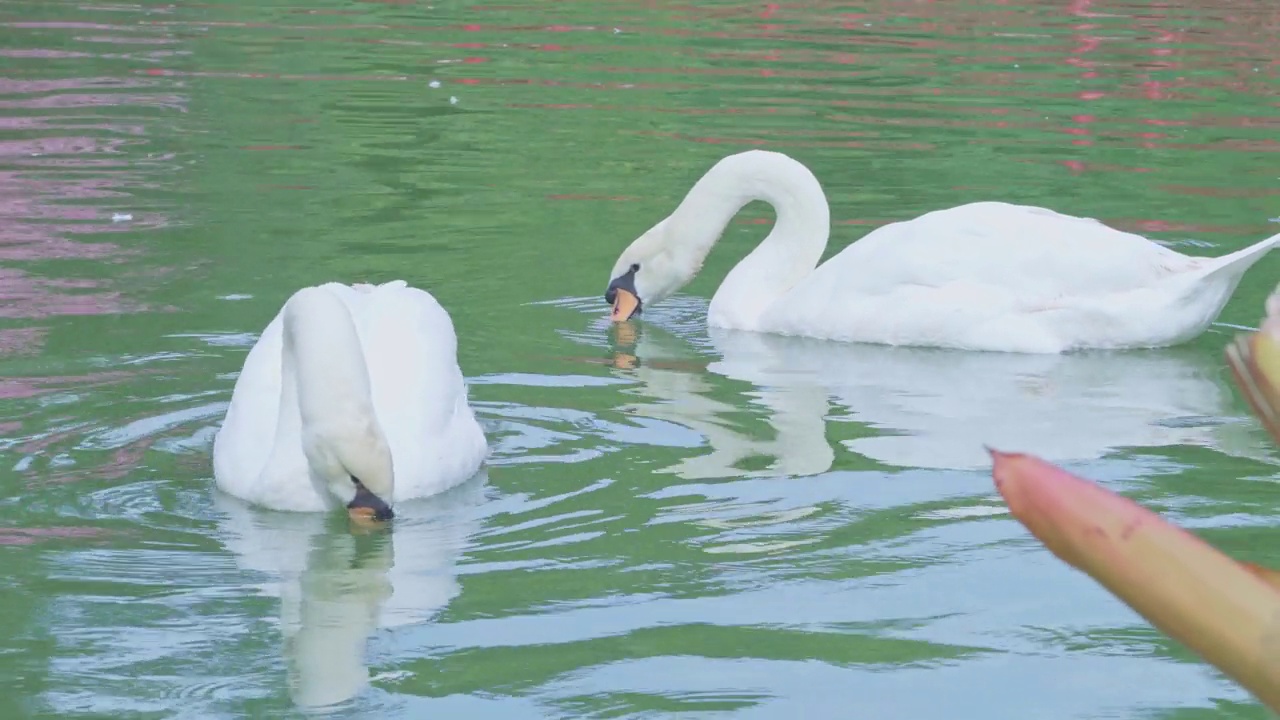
[212,281,487,519]
[604,150,1280,353]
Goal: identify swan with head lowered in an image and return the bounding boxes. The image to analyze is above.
[604,150,1280,353]
[212,281,487,522]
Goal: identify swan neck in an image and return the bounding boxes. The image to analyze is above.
[275,338,304,445]
[667,152,825,263]
[282,289,378,432]
[669,152,830,329]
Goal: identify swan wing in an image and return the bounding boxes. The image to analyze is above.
[212,305,314,506]
[809,202,1195,299]
[761,202,1205,351]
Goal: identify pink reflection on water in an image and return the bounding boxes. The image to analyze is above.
[457,0,1279,173]
[0,49,93,59]
[0,116,147,135]
[76,35,179,45]
[0,327,47,356]
[45,435,158,484]
[138,68,409,82]
[0,77,154,93]
[0,135,130,157]
[0,21,183,317]
[4,22,121,30]
[0,527,105,546]
[0,170,149,262]
[4,21,124,29]
[13,424,91,458]
[0,92,186,111]
[1,370,142,407]
[0,267,135,318]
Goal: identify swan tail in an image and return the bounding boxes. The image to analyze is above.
[1157,232,1280,342]
[1193,232,1280,285]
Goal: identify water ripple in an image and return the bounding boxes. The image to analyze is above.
[2,0,1278,717]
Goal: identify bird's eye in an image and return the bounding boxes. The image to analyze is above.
[630,263,641,273]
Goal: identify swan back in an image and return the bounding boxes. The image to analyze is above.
[762,201,1278,352]
[818,202,1196,300]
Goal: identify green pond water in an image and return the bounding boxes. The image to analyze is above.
[2,0,1279,717]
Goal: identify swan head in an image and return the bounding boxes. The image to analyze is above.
[346,475,395,524]
[300,422,396,525]
[605,218,696,322]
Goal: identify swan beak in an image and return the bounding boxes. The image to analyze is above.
[347,482,394,524]
[609,288,640,322]
[990,449,1280,711]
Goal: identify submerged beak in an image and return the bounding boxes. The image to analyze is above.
[605,265,642,322]
[609,288,641,322]
[346,480,394,524]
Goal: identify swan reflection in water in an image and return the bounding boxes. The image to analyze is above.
[594,313,1270,474]
[213,472,486,708]
[604,320,835,479]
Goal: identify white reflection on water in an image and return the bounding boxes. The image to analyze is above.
[567,295,1271,476]
[213,473,485,708]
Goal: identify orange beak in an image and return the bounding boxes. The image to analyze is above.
[610,288,640,322]
[346,506,392,533]
[345,481,393,524]
[347,506,392,526]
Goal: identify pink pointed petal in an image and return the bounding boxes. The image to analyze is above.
[990,450,1280,711]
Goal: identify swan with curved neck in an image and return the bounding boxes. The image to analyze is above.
[606,150,829,332]
[605,150,1280,353]
[213,281,487,520]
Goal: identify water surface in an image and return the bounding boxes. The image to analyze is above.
[2,0,1279,717]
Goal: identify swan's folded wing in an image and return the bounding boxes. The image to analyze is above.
[212,308,288,497]
[348,282,486,500]
[813,201,1192,299]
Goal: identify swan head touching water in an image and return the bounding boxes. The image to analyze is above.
[604,217,692,322]
[605,150,830,325]
[283,286,396,523]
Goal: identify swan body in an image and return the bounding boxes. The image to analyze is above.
[605,150,1280,353]
[213,281,487,514]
